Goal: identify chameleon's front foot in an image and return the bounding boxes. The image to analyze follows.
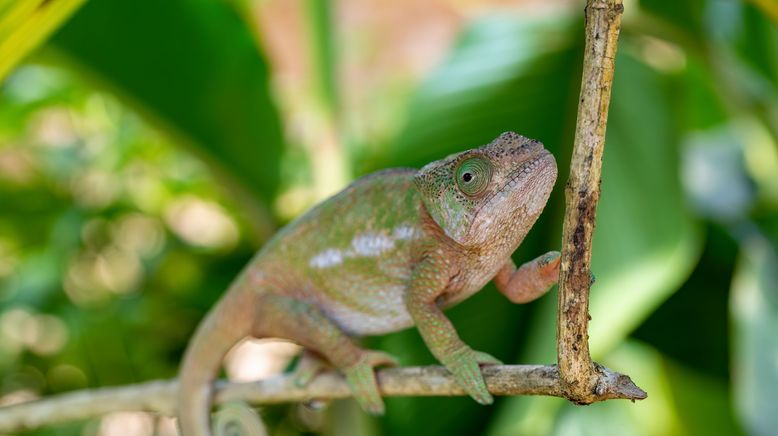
[442,346,502,405]
[495,251,561,304]
[343,350,398,415]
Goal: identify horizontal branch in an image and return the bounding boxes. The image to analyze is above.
[0,364,645,432]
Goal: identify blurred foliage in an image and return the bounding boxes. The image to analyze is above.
[49,0,284,221]
[0,0,777,435]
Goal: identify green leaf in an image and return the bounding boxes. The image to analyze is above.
[661,358,743,436]
[734,4,778,88]
[638,0,707,42]
[0,0,86,82]
[586,51,702,355]
[47,0,284,209]
[730,234,778,436]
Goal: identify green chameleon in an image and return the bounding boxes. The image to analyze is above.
[178,132,560,435]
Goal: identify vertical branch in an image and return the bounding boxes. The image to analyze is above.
[556,0,645,402]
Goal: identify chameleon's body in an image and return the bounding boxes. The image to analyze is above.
[178,132,560,435]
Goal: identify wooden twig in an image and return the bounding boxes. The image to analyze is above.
[556,0,645,403]
[0,359,646,433]
[0,364,630,432]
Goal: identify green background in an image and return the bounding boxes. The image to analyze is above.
[0,0,777,434]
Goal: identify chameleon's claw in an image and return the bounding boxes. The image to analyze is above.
[292,352,328,388]
[539,251,561,280]
[473,351,502,366]
[443,346,497,405]
[539,250,561,266]
[342,350,397,415]
[363,350,400,367]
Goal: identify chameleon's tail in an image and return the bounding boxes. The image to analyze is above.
[178,285,256,436]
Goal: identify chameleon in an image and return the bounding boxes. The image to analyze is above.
[177,132,560,435]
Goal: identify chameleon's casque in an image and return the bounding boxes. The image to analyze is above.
[178,132,559,436]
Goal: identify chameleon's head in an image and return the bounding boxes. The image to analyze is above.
[415,132,557,247]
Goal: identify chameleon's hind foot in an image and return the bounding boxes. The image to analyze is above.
[343,350,398,415]
[292,351,328,388]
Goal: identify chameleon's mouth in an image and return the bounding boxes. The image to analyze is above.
[503,148,554,188]
[479,149,554,211]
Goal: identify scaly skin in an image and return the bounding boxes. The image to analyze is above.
[177,132,559,435]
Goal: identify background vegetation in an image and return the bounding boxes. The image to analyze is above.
[1,0,777,434]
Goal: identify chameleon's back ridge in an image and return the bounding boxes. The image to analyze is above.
[177,132,560,435]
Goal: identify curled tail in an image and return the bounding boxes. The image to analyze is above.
[178,286,256,436]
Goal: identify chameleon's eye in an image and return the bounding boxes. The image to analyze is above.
[455,156,493,196]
